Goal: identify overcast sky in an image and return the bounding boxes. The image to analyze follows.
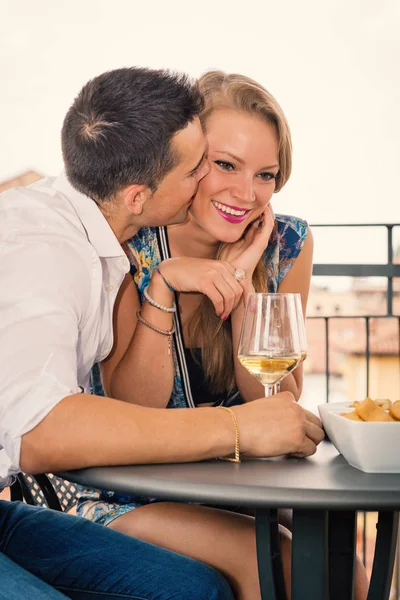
[1,0,399,267]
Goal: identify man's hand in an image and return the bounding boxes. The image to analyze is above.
[157,257,243,320]
[234,392,324,458]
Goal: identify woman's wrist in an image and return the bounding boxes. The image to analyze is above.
[140,275,175,336]
[148,269,175,305]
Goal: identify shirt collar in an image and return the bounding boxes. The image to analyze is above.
[53,171,126,259]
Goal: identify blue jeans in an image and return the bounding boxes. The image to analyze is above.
[0,500,234,600]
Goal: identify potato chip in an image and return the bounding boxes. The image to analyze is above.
[356,397,394,422]
[389,403,400,421]
[375,399,392,410]
[349,401,360,408]
[341,411,363,421]
[342,397,400,422]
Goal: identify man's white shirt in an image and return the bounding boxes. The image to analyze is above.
[0,173,130,487]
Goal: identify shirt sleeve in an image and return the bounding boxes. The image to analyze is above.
[0,209,91,471]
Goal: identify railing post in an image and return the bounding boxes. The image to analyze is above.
[387,225,393,316]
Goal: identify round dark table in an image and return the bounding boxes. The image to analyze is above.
[61,441,400,600]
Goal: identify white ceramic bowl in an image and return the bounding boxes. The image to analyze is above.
[318,401,400,473]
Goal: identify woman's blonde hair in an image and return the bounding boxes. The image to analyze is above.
[188,70,293,395]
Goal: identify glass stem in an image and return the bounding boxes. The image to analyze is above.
[264,382,281,397]
[264,383,281,397]
[273,382,281,394]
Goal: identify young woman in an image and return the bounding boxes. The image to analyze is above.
[78,71,367,600]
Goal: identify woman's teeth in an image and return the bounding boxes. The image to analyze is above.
[212,201,247,216]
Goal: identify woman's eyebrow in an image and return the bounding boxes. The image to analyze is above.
[215,150,279,170]
[215,150,244,164]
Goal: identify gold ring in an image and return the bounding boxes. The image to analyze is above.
[233,268,246,282]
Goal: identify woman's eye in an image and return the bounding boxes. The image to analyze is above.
[214,160,234,172]
[258,172,276,182]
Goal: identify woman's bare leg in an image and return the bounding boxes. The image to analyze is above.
[109,502,369,600]
[109,502,292,600]
[354,556,369,600]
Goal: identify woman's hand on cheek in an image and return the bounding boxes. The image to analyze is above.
[219,203,275,279]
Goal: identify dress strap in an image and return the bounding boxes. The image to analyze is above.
[156,227,195,408]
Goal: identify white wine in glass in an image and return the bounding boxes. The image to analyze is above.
[238,293,301,397]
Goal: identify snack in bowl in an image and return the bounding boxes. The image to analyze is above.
[318,399,400,473]
[341,397,397,422]
[389,401,400,421]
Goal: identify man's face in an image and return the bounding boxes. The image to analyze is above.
[143,117,209,227]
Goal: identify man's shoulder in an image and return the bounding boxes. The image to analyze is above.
[0,177,90,247]
[1,176,56,202]
[1,177,81,222]
[0,178,96,283]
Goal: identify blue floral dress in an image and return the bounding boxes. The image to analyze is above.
[76,214,308,525]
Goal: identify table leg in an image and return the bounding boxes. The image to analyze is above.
[367,510,399,600]
[328,510,357,600]
[255,507,287,600]
[291,509,329,600]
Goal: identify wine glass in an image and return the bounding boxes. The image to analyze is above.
[294,294,308,366]
[238,293,302,397]
[271,294,307,392]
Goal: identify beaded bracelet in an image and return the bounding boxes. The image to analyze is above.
[154,267,175,292]
[143,286,176,313]
[217,406,241,463]
[136,310,175,355]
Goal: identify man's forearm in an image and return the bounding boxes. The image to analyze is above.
[20,393,234,474]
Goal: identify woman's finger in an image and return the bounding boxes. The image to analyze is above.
[220,262,247,302]
[212,276,240,318]
[220,261,236,275]
[220,270,244,309]
[243,219,260,245]
[201,282,225,317]
[265,203,275,232]
[258,205,275,241]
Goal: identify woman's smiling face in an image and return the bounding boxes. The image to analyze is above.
[189,108,280,244]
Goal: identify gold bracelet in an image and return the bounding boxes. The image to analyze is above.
[136,310,175,355]
[217,406,241,463]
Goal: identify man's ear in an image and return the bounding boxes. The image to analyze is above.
[121,184,152,215]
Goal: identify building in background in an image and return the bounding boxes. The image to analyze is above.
[305,258,400,407]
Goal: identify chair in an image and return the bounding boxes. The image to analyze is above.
[10,473,79,512]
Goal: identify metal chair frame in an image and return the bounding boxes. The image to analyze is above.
[10,473,79,512]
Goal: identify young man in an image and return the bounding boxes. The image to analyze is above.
[0,67,323,599]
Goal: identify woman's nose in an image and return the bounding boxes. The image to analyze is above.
[231,176,256,204]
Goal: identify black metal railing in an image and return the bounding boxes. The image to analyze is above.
[307,222,400,593]
[309,223,400,402]
[312,223,400,314]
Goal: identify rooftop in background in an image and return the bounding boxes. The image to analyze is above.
[0,170,43,193]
